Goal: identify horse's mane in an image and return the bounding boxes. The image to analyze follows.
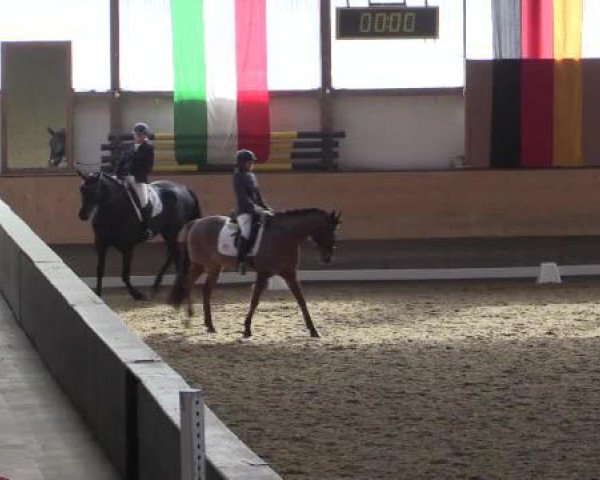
[277,208,326,217]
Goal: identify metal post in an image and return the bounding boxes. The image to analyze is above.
[180,389,206,480]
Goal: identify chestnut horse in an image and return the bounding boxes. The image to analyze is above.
[170,208,341,338]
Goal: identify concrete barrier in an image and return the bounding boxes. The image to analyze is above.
[0,199,281,480]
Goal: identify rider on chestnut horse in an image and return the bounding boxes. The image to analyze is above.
[233,149,273,274]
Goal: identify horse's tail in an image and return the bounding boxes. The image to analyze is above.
[170,220,194,308]
[188,188,202,220]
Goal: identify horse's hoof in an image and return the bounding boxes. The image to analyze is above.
[243,331,252,338]
[206,326,216,334]
[310,330,320,338]
[133,293,147,301]
[149,287,160,299]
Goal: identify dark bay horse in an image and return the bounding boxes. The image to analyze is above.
[78,171,201,299]
[48,127,66,167]
[170,209,341,338]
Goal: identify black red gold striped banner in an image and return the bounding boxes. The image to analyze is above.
[468,0,586,168]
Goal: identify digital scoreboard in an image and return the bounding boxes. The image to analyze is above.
[336,6,439,40]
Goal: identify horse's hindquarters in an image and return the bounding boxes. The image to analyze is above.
[186,216,230,267]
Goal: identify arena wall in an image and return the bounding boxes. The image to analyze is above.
[2,169,600,245]
[0,198,282,480]
[1,90,464,174]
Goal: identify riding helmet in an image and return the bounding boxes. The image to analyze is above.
[236,149,257,164]
[133,122,150,136]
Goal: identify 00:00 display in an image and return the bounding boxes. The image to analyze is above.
[359,12,417,33]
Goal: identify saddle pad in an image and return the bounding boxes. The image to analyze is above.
[123,182,163,220]
[147,186,163,217]
[217,220,265,257]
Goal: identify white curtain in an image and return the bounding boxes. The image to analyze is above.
[0,0,110,91]
[331,0,465,89]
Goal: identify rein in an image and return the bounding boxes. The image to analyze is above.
[100,172,127,188]
[86,173,130,208]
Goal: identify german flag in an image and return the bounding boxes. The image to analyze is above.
[466,0,598,169]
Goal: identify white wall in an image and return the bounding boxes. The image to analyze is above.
[334,94,465,171]
[121,95,174,134]
[109,93,466,171]
[73,96,110,174]
[2,92,466,173]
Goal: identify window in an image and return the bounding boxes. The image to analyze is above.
[120,0,321,92]
[465,0,492,60]
[0,0,110,91]
[267,0,321,90]
[331,0,464,89]
[120,0,173,91]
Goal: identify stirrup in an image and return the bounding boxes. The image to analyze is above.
[140,228,152,241]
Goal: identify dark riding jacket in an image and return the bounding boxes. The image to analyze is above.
[233,168,269,215]
[119,141,154,183]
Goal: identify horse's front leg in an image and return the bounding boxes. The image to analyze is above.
[121,247,146,300]
[243,271,270,338]
[280,271,320,338]
[95,242,108,297]
[151,235,178,297]
[202,267,221,333]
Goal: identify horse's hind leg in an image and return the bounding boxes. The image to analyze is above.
[280,271,319,338]
[243,271,270,338]
[202,267,221,333]
[184,263,204,326]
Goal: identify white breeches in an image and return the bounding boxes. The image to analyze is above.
[237,213,253,240]
[127,176,149,207]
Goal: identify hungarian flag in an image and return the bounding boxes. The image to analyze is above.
[171,0,270,167]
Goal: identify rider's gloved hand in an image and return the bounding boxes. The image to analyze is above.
[259,209,274,223]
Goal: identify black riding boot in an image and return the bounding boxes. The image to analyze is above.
[139,204,153,241]
[237,237,251,275]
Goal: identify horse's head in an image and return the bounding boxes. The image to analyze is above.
[48,127,67,167]
[78,171,105,221]
[310,210,341,264]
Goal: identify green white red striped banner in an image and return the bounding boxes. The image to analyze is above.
[171,0,270,167]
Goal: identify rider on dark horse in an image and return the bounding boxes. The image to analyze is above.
[233,149,273,275]
[117,122,155,240]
